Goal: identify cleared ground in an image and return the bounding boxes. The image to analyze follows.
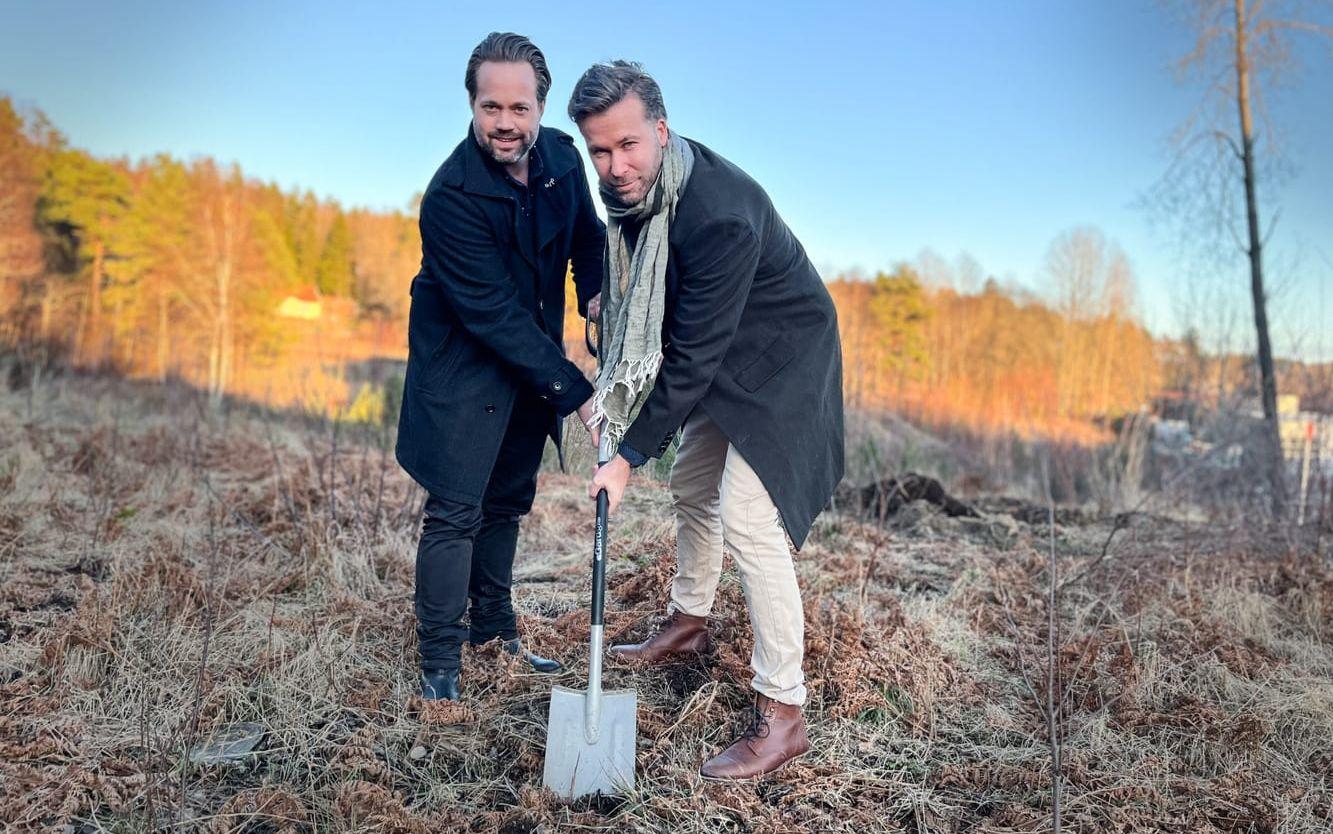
[1,366,1330,833]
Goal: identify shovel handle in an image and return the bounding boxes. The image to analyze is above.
[584,432,613,742]
[591,489,608,627]
[585,317,598,359]
[591,431,611,629]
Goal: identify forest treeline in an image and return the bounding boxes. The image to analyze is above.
[1,97,1326,438]
[0,97,419,404]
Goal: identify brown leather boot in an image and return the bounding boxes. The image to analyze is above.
[699,694,810,780]
[609,609,711,664]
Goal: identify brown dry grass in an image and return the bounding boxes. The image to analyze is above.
[1,362,1331,833]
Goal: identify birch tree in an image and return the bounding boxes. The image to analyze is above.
[1154,0,1332,515]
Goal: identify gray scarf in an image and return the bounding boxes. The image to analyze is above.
[592,131,694,453]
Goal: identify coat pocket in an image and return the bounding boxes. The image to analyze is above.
[735,331,797,393]
[418,328,462,391]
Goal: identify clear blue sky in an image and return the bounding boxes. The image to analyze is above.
[3,0,1329,359]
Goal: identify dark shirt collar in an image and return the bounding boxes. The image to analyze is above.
[476,133,544,191]
[459,124,575,201]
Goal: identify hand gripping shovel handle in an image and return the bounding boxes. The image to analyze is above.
[585,431,612,743]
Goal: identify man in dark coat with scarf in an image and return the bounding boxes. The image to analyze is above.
[396,33,604,702]
[569,61,844,779]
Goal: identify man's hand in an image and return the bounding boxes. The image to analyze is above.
[587,292,602,322]
[576,397,600,448]
[589,455,632,514]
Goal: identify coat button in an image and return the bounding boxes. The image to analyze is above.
[551,380,564,392]
[485,404,495,413]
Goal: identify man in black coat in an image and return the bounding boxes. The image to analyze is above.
[570,62,844,779]
[396,33,604,701]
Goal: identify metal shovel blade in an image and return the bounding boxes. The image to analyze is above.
[542,685,637,799]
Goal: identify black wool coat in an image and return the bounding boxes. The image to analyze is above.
[620,138,844,549]
[396,126,604,504]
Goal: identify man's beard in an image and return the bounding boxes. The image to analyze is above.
[474,123,537,166]
[600,156,664,211]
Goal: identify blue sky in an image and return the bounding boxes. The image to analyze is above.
[2,0,1329,359]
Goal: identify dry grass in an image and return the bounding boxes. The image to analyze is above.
[1,361,1331,833]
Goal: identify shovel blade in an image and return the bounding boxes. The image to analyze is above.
[542,685,637,799]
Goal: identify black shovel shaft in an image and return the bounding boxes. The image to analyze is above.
[585,318,598,358]
[591,489,609,626]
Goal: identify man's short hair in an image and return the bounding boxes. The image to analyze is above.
[567,60,667,124]
[465,32,551,104]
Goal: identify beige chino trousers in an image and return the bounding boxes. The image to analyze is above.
[666,407,808,707]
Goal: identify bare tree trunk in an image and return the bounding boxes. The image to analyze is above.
[113,295,128,368]
[216,258,231,400]
[1234,0,1288,516]
[157,287,169,383]
[218,192,234,398]
[208,334,219,400]
[39,279,53,342]
[87,237,104,366]
[204,182,239,405]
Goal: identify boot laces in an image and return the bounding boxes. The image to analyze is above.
[737,704,771,742]
[656,609,683,634]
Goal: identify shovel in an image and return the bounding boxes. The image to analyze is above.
[541,367,637,797]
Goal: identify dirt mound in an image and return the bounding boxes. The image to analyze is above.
[833,472,979,520]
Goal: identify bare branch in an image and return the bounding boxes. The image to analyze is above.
[1261,205,1283,249]
[1210,128,1245,161]
[998,585,1047,722]
[1041,453,1063,834]
[1228,215,1250,254]
[1260,18,1333,37]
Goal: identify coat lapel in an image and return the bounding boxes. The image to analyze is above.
[534,130,579,257]
[534,176,564,256]
[457,126,582,280]
[459,129,537,270]
[460,131,512,202]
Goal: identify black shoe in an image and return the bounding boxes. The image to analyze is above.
[420,667,460,701]
[503,638,563,674]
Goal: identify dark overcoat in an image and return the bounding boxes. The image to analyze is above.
[620,138,845,549]
[396,126,603,504]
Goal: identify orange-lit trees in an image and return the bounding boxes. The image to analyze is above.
[38,146,133,364]
[869,264,931,403]
[0,98,45,341]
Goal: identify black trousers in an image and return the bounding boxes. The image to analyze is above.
[414,394,553,672]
